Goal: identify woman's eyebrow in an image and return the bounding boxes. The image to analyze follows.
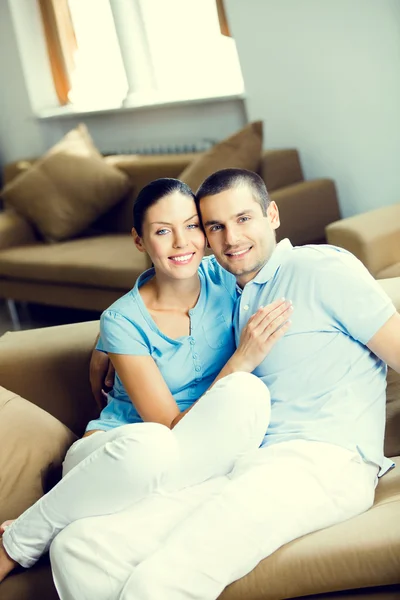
[150,214,199,226]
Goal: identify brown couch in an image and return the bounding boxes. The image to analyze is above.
[0,149,340,315]
[0,278,399,600]
[325,203,400,279]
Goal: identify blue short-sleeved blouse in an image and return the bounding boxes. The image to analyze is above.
[86,256,237,432]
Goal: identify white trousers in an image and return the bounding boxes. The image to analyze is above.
[51,439,378,600]
[3,372,270,569]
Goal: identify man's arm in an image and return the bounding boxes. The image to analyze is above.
[367,312,400,373]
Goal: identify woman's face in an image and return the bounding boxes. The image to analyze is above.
[133,192,206,280]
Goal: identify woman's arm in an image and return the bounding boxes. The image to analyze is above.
[108,353,180,428]
[171,299,292,427]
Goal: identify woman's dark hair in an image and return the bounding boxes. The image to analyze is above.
[133,178,196,236]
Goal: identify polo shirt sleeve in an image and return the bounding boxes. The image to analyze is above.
[315,248,396,344]
[98,310,150,356]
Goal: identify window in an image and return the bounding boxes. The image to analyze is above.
[36,0,244,113]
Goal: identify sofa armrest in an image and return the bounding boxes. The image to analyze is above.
[0,321,100,436]
[326,203,400,277]
[0,209,38,250]
[272,179,340,246]
[260,149,304,192]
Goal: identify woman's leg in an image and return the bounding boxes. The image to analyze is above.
[2,371,270,577]
[1,422,178,571]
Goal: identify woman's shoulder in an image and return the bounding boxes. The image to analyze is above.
[199,256,237,297]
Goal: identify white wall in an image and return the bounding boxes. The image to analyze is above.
[226,0,400,217]
[0,2,246,167]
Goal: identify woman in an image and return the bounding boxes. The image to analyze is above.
[0,178,292,582]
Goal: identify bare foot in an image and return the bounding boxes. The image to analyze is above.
[0,536,18,582]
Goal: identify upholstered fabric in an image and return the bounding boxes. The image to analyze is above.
[179,121,263,191]
[0,386,75,524]
[1,125,131,241]
[377,263,400,280]
[0,234,150,290]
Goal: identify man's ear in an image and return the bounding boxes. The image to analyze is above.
[131,227,146,253]
[267,201,280,230]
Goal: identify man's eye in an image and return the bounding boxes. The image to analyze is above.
[238,216,250,223]
[156,229,169,235]
[209,225,222,232]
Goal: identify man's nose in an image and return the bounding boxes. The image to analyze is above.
[225,225,240,247]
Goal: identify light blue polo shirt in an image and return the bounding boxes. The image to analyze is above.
[235,239,396,476]
[86,256,236,432]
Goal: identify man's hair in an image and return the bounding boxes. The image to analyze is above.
[196,168,270,216]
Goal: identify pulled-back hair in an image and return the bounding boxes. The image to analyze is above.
[133,178,195,236]
[196,168,270,216]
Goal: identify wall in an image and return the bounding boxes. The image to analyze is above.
[0,1,246,167]
[226,0,400,217]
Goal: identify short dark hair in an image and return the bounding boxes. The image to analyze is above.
[196,168,270,216]
[133,178,195,236]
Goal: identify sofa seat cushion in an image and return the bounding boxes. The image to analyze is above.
[221,459,400,600]
[377,263,400,280]
[0,235,151,290]
[0,386,76,525]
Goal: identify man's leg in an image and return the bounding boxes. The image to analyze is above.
[118,440,377,600]
[51,477,229,600]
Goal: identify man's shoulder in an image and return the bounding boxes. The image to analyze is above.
[281,243,354,274]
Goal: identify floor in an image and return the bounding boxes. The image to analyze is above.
[0,299,101,337]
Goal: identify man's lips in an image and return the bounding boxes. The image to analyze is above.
[224,247,252,259]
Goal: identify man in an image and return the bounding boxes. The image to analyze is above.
[51,169,400,600]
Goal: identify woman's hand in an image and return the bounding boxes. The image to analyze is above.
[232,298,293,372]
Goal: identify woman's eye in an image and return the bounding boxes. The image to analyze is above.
[187,223,199,229]
[156,229,169,235]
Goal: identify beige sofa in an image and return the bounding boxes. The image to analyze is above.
[326,203,400,279]
[0,149,340,315]
[0,276,399,600]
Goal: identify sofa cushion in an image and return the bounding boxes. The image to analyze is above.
[377,263,400,280]
[0,234,151,290]
[221,458,400,600]
[0,125,131,242]
[0,387,76,525]
[179,121,263,192]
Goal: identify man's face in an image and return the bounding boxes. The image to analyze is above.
[199,185,280,287]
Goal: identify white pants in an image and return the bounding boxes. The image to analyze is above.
[3,372,270,569]
[51,439,378,600]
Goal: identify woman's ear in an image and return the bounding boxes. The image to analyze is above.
[131,227,146,253]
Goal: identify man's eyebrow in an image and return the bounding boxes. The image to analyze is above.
[150,214,199,226]
[204,210,255,228]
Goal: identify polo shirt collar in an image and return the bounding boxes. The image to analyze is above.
[251,238,293,285]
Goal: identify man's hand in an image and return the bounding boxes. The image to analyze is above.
[89,348,115,412]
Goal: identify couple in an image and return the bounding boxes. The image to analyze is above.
[1,168,399,599]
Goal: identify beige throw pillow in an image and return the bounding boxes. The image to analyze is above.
[0,386,76,523]
[179,121,263,192]
[1,125,132,241]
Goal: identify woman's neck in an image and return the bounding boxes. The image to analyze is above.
[141,272,201,313]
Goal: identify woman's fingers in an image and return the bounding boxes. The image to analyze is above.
[250,300,293,337]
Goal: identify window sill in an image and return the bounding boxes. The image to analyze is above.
[36,91,246,120]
